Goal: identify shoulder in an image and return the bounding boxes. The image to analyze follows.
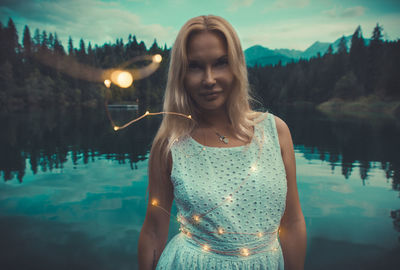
[149,138,173,176]
[271,115,293,154]
[273,115,291,138]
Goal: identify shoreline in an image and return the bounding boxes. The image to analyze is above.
[316,97,400,120]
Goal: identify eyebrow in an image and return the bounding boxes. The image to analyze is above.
[187,54,228,63]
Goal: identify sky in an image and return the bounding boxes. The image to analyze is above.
[0,0,399,51]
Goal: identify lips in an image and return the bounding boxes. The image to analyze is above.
[200,91,223,97]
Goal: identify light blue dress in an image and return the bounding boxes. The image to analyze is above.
[156,112,287,270]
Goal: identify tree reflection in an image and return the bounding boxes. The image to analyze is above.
[269,105,400,192]
[0,107,159,182]
[1,105,399,195]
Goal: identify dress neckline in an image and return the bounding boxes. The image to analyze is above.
[188,112,268,150]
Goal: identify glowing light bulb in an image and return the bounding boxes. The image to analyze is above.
[153,54,162,63]
[104,79,111,88]
[193,215,200,223]
[187,115,192,119]
[257,232,263,237]
[240,248,250,256]
[116,71,133,88]
[151,199,158,206]
[217,228,224,235]
[113,126,120,131]
[202,244,210,252]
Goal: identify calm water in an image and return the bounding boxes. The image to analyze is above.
[0,106,399,270]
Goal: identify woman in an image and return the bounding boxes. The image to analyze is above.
[138,15,306,270]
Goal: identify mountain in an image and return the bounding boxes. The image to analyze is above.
[244,35,369,67]
[301,41,330,59]
[244,45,294,66]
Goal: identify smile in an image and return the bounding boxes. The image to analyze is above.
[201,91,222,101]
[200,91,223,97]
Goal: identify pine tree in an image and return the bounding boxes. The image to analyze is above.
[149,38,160,54]
[371,23,383,46]
[41,31,48,48]
[4,18,19,61]
[53,33,65,55]
[48,33,54,50]
[68,36,74,56]
[325,45,333,55]
[338,36,348,54]
[33,28,41,52]
[349,26,367,88]
[78,38,86,60]
[22,25,32,56]
[366,23,384,95]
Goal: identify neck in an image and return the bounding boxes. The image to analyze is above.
[197,108,231,128]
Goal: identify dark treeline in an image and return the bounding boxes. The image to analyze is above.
[0,18,169,110]
[248,24,400,108]
[1,18,399,111]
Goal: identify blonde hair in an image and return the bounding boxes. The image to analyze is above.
[152,15,263,163]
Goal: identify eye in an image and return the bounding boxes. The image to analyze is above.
[188,61,201,70]
[214,58,228,67]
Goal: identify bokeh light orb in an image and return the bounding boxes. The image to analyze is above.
[153,54,162,63]
[104,79,111,88]
[116,71,133,88]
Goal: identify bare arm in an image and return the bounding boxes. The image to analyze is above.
[275,116,307,270]
[138,143,174,270]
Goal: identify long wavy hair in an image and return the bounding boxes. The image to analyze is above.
[152,15,263,162]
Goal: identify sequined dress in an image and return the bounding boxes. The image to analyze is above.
[156,112,287,270]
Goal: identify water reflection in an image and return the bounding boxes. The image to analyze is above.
[3,106,398,192]
[0,107,160,182]
[0,106,399,269]
[268,105,400,191]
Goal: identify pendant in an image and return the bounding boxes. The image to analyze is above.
[221,136,229,144]
[215,132,229,144]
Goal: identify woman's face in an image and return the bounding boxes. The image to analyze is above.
[184,31,234,114]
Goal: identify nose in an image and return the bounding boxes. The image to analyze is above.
[202,66,216,87]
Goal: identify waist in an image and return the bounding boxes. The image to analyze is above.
[180,228,280,257]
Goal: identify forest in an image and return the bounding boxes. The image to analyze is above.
[0,18,399,114]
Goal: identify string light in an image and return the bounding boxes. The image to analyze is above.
[151,199,158,206]
[108,110,193,131]
[240,248,250,257]
[104,79,111,88]
[147,115,282,257]
[192,214,201,223]
[202,244,210,252]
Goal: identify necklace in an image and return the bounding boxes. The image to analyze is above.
[215,131,229,144]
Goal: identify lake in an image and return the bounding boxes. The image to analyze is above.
[0,106,399,270]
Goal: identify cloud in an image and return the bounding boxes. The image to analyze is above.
[238,9,400,51]
[323,5,367,18]
[273,0,310,9]
[227,0,254,12]
[239,19,359,50]
[262,0,310,13]
[0,0,175,47]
